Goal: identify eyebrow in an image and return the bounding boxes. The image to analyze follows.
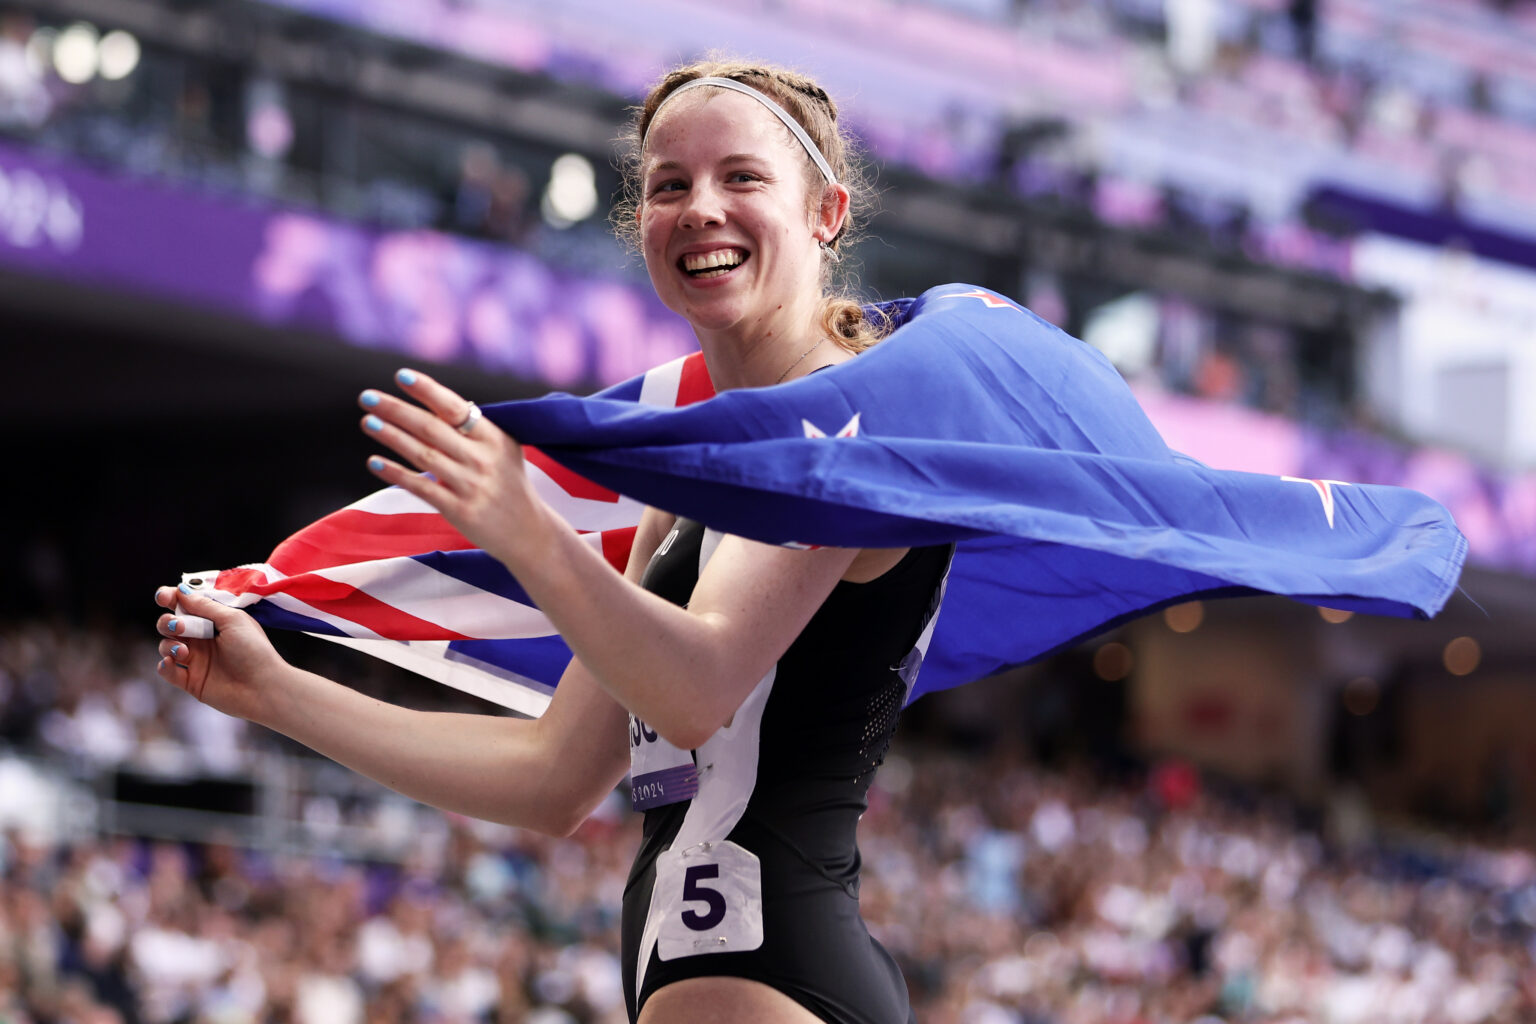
[645,154,762,175]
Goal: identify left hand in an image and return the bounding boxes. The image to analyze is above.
[151,586,290,726]
[359,368,546,560]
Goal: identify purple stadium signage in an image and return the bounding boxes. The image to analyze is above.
[0,141,697,388]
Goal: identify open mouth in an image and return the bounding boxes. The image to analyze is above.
[680,247,748,279]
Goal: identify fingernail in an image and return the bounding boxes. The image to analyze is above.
[364,415,383,432]
[396,368,418,386]
[157,657,167,670]
[170,644,183,658]
[368,456,385,472]
[167,619,179,633]
[360,390,381,408]
[178,582,192,594]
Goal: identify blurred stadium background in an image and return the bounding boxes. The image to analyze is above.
[3,0,1536,1020]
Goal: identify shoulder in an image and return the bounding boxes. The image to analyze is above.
[858,284,1012,339]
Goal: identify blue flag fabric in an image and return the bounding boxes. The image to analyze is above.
[483,284,1466,701]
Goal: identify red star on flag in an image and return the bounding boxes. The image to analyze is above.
[1281,476,1351,528]
[953,289,1021,311]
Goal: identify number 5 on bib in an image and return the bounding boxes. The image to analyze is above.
[654,840,764,960]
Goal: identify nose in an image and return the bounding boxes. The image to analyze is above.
[678,180,725,231]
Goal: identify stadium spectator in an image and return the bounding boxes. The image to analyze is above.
[7,619,1536,1024]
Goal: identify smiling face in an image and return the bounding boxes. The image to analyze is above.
[638,89,840,357]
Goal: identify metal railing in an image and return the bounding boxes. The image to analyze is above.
[1,746,450,859]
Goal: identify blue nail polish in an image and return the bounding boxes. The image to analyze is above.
[364,415,383,432]
[167,618,179,633]
[170,644,183,658]
[396,368,418,386]
[360,390,381,408]
[178,582,192,594]
[368,456,385,471]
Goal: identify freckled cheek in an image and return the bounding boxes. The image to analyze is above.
[639,221,671,271]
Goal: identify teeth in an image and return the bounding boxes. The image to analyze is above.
[682,249,746,273]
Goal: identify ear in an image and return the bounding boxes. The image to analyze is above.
[813,183,851,244]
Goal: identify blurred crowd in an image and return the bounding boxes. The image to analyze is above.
[865,756,1536,1024]
[5,621,1536,1024]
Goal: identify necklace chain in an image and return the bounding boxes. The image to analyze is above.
[775,338,826,385]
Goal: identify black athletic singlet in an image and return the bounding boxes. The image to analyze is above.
[620,518,952,1023]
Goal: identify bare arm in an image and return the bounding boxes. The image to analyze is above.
[263,655,627,836]
[509,513,856,748]
[152,506,683,835]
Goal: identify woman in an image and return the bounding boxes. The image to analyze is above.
[156,61,946,1023]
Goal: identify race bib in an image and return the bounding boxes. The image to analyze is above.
[629,715,698,811]
[654,840,763,960]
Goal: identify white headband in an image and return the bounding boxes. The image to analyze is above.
[646,76,838,185]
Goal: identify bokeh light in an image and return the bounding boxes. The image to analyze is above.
[23,27,54,79]
[1093,641,1134,681]
[541,153,598,228]
[1443,636,1481,676]
[1163,601,1204,633]
[98,30,141,82]
[1342,676,1379,716]
[52,23,98,85]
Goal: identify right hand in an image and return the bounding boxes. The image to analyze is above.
[358,369,550,571]
[154,586,288,724]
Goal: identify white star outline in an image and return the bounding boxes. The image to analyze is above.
[782,414,862,550]
[801,413,861,439]
[1281,476,1351,528]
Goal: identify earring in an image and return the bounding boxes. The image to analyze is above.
[819,240,841,263]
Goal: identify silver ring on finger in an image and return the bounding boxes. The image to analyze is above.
[454,402,482,436]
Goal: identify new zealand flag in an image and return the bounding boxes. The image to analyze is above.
[184,285,1466,715]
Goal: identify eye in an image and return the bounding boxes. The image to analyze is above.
[729,171,761,184]
[647,178,686,196]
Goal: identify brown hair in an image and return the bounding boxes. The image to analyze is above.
[613,58,889,353]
